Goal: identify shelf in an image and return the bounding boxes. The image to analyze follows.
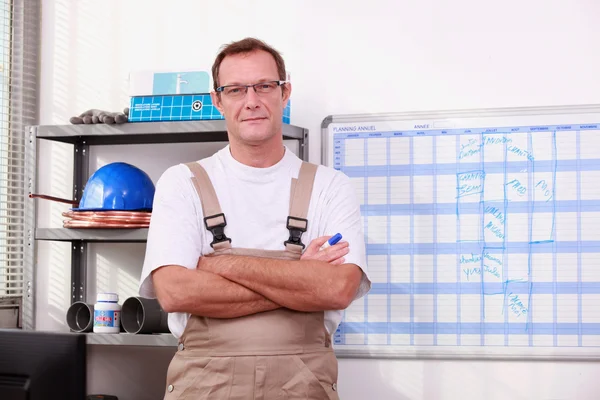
[35,228,148,242]
[33,120,307,145]
[85,332,177,347]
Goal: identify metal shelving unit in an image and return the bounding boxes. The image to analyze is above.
[27,120,309,347]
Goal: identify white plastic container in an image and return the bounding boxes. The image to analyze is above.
[93,293,121,334]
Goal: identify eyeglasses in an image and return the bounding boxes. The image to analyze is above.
[216,80,288,99]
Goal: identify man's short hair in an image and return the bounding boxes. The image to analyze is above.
[211,37,287,92]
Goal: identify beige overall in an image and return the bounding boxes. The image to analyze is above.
[162,161,340,400]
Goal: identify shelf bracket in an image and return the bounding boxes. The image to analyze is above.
[300,128,309,161]
[71,242,87,304]
[73,140,89,203]
[71,140,89,304]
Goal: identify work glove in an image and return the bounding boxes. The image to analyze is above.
[70,107,129,125]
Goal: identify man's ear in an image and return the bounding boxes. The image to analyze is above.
[210,91,225,115]
[282,82,292,106]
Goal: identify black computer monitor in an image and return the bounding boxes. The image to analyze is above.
[0,328,86,400]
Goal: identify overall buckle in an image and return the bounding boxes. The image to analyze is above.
[284,216,307,249]
[204,213,231,248]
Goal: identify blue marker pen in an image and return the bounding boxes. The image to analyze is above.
[320,233,343,250]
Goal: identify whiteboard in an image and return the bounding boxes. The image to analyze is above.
[322,105,600,360]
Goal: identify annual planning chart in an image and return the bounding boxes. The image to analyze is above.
[331,120,600,348]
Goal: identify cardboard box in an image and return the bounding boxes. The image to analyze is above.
[128,69,212,96]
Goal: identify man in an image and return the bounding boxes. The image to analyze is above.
[139,37,371,399]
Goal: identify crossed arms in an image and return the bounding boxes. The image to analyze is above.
[151,236,364,319]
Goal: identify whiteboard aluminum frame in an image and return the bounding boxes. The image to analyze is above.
[321,103,600,166]
[322,104,600,360]
[333,344,600,361]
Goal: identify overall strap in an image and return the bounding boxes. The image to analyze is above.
[184,162,232,250]
[285,162,318,253]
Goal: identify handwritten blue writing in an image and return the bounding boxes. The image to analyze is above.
[459,252,503,268]
[507,145,534,162]
[463,268,480,280]
[458,171,485,181]
[483,136,512,146]
[485,221,505,239]
[507,292,528,318]
[483,252,502,265]
[458,136,514,160]
[484,264,501,278]
[458,148,482,159]
[460,253,481,264]
[463,264,501,281]
[535,180,554,202]
[460,138,477,150]
[457,183,482,197]
[458,142,482,160]
[456,171,485,198]
[483,206,505,225]
[505,179,527,196]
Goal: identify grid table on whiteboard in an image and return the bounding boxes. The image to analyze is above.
[332,122,600,348]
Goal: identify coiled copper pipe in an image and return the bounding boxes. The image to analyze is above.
[30,193,151,228]
[62,211,151,228]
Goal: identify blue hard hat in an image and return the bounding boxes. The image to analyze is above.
[73,162,155,211]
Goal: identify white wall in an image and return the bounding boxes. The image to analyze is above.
[36,0,600,399]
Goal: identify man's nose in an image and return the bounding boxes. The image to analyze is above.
[244,87,261,109]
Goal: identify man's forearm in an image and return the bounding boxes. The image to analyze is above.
[151,265,281,318]
[198,255,362,312]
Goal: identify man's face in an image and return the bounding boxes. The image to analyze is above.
[211,50,291,147]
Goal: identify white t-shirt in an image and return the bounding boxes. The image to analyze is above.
[139,145,371,338]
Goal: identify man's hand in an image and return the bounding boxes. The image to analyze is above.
[300,236,349,265]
